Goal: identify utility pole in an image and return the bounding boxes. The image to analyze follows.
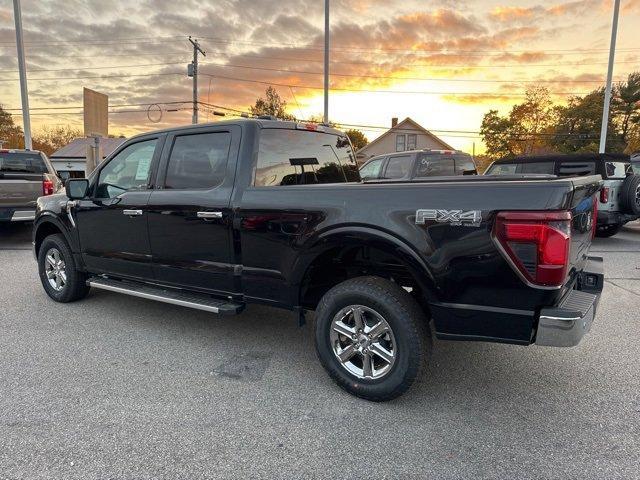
[13,0,32,150]
[188,36,206,124]
[323,0,330,125]
[599,0,620,153]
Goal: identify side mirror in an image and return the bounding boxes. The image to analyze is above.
[65,178,89,200]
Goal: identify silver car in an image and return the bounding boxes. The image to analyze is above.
[0,149,62,222]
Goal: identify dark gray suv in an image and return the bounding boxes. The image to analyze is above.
[0,149,61,222]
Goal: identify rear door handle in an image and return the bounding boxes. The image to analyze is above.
[123,209,143,216]
[197,211,223,219]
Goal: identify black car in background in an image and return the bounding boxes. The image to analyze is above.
[359,149,477,181]
[485,153,640,237]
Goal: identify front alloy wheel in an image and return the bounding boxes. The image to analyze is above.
[330,305,396,380]
[44,247,67,292]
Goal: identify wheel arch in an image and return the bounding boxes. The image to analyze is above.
[292,226,438,310]
[33,216,76,258]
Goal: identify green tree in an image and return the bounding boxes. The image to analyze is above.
[32,125,82,156]
[480,87,556,158]
[250,86,295,120]
[551,89,609,153]
[345,129,368,151]
[0,105,25,148]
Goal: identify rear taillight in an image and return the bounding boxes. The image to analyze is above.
[42,179,54,196]
[494,211,571,288]
[600,187,609,203]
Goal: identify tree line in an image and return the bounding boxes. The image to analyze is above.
[480,72,640,160]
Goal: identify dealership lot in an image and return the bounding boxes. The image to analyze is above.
[0,222,638,479]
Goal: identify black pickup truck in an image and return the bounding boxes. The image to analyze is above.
[33,119,604,401]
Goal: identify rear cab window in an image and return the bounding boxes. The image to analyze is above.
[0,152,48,175]
[486,163,517,175]
[254,128,359,186]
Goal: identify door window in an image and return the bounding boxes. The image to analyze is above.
[519,162,555,174]
[384,155,412,179]
[96,139,157,198]
[165,132,231,189]
[359,158,383,179]
[486,163,517,175]
[453,156,477,175]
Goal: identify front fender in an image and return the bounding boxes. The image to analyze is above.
[33,194,80,256]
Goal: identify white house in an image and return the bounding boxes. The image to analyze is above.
[356,117,453,164]
[50,137,127,179]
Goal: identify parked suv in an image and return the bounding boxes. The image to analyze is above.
[33,119,603,401]
[485,153,640,237]
[0,149,61,222]
[359,149,477,181]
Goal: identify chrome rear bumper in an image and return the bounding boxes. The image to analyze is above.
[535,257,603,347]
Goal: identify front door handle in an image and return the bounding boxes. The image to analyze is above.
[123,209,143,216]
[197,211,223,219]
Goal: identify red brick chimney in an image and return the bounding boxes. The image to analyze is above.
[391,117,398,128]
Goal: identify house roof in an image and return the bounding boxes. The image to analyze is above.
[356,117,453,156]
[50,137,127,159]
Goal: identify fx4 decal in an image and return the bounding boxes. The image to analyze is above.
[415,209,482,227]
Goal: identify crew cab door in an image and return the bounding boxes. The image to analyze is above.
[147,126,240,294]
[75,137,162,280]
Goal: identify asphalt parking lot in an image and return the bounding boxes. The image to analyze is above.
[1,222,639,479]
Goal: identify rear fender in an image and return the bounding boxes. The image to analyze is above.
[290,225,438,306]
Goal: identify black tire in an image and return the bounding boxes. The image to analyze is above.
[314,276,429,402]
[38,234,90,303]
[620,174,640,216]
[596,223,623,238]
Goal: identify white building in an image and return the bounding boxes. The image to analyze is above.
[50,137,126,179]
[356,117,453,164]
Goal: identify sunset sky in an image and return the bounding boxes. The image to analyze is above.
[1,0,639,153]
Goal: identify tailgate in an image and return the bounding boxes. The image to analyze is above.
[0,173,43,208]
[567,175,602,281]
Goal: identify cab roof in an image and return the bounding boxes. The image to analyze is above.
[128,118,346,140]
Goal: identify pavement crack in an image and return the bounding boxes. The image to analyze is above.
[605,279,640,298]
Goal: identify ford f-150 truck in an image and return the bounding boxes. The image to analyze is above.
[33,118,604,401]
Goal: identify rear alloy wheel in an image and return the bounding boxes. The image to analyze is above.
[38,234,90,303]
[315,276,429,402]
[330,305,397,380]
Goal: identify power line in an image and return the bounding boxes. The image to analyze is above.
[0,59,626,84]
[1,101,192,111]
[201,73,595,96]
[198,61,622,84]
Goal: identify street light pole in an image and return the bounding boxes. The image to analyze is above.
[12,0,32,150]
[323,0,330,125]
[599,0,621,154]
